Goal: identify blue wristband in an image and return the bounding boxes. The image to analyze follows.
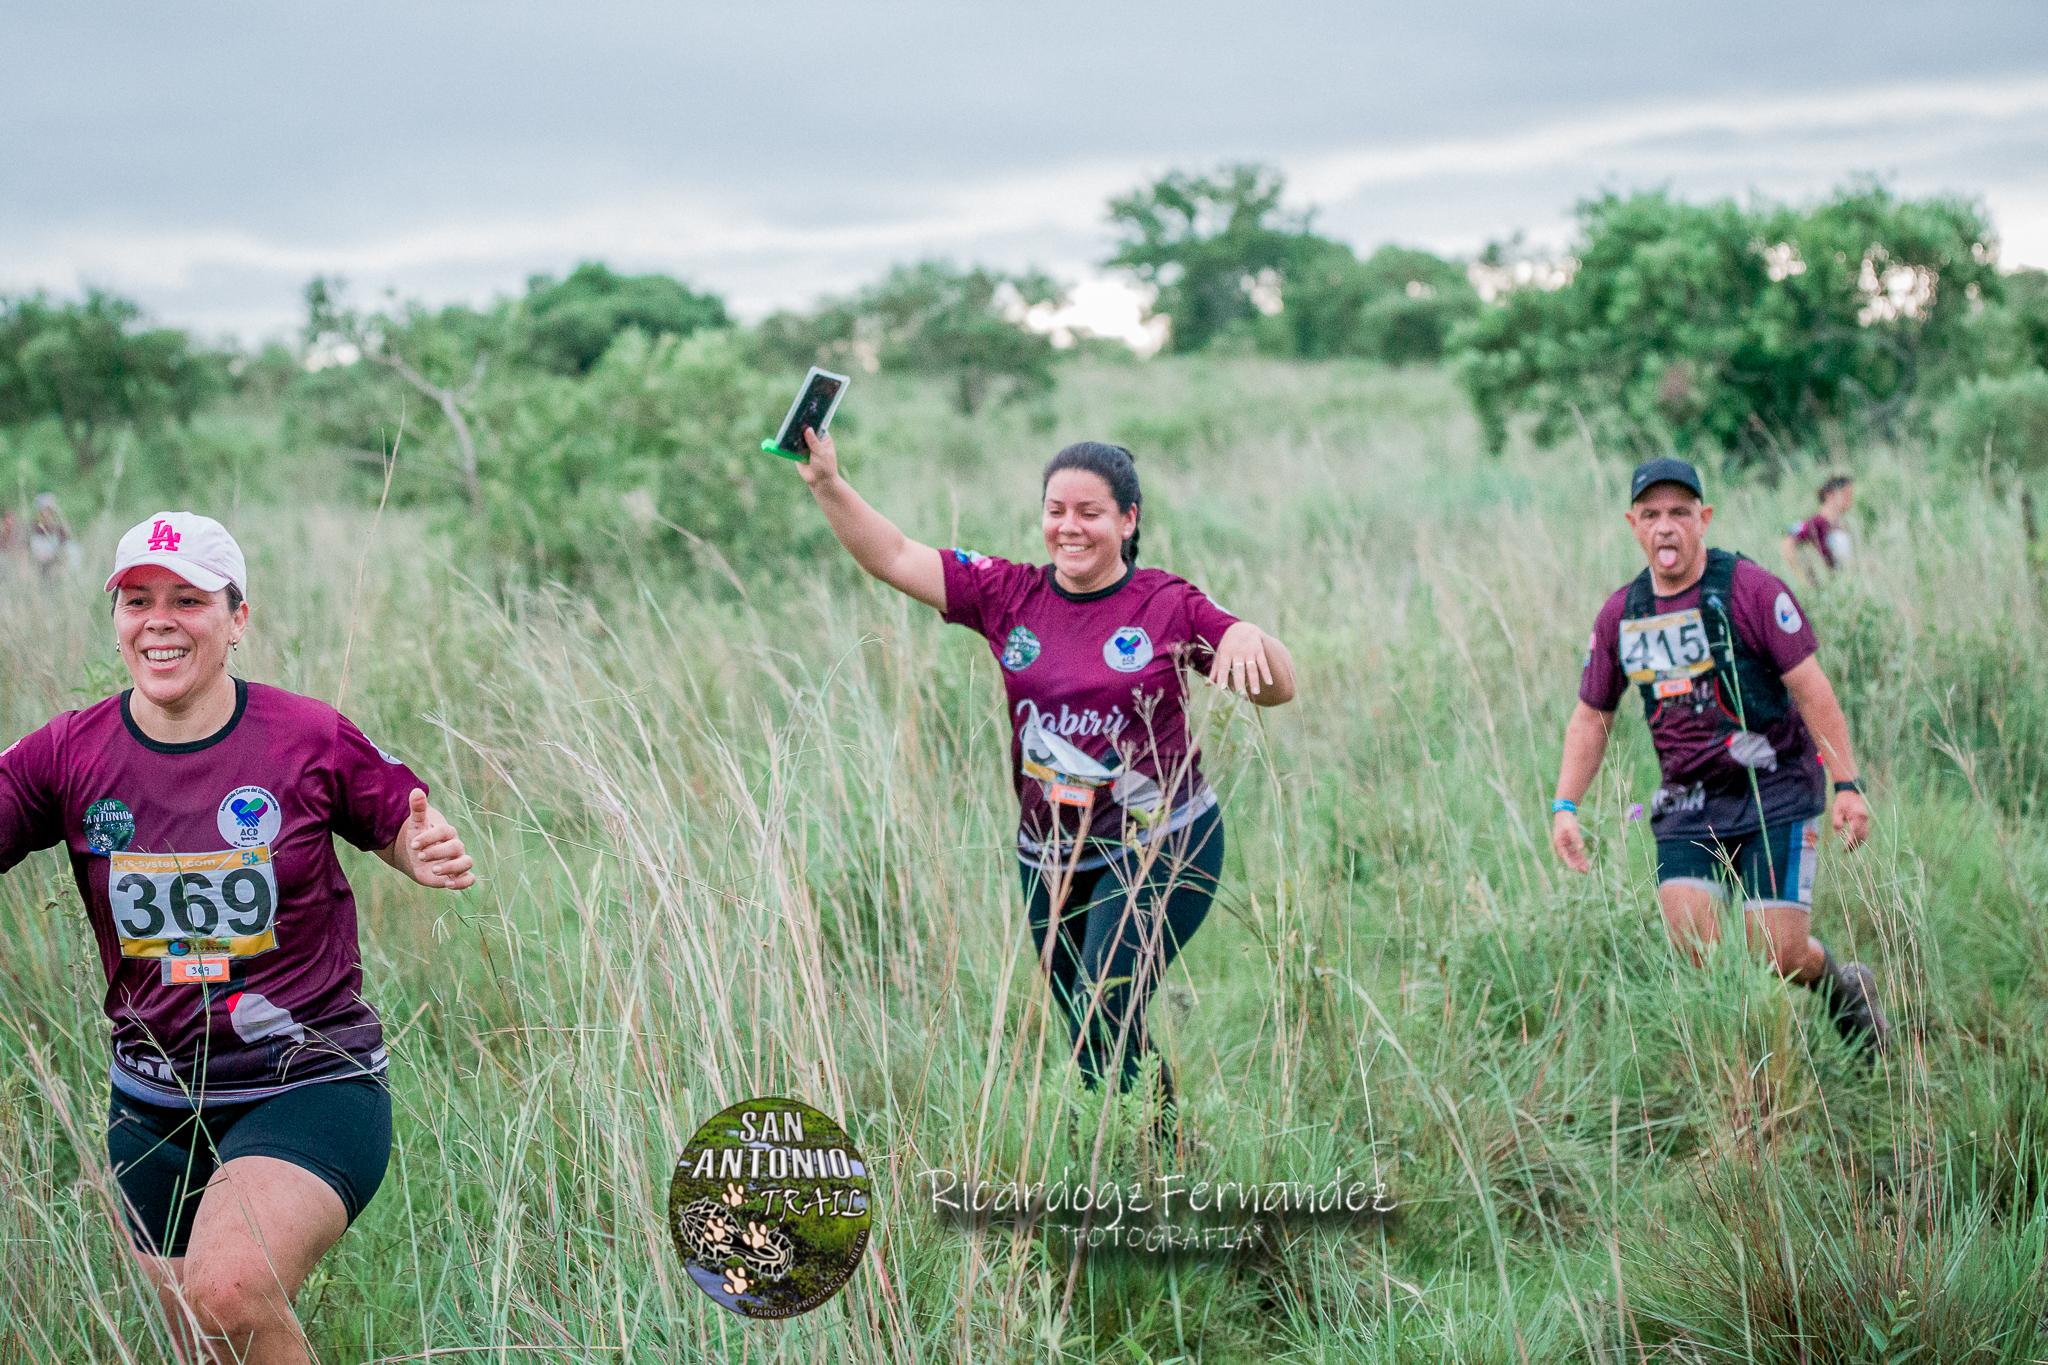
[1551,798,1577,814]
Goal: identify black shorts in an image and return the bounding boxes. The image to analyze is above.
[106,1077,392,1257]
[1656,814,1822,907]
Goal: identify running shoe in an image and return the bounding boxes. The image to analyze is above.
[1824,959,1890,1058]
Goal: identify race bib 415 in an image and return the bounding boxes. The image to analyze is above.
[1620,608,1714,689]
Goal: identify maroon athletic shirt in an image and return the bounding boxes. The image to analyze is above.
[941,550,1239,871]
[1788,513,1847,570]
[0,679,421,1106]
[1579,557,1825,839]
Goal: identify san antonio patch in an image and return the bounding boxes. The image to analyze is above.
[1002,625,1042,671]
[83,798,134,855]
[669,1097,872,1319]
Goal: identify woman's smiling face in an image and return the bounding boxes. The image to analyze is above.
[1042,469,1135,589]
[114,565,246,711]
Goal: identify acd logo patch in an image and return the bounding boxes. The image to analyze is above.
[1103,626,1152,673]
[669,1097,872,1319]
[217,786,282,848]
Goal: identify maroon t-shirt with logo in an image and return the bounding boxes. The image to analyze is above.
[0,679,420,1107]
[941,550,1239,870]
[1578,557,1825,839]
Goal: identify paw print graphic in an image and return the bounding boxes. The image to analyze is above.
[722,1265,751,1297]
[721,1182,746,1208]
[742,1220,771,1251]
[701,1211,733,1247]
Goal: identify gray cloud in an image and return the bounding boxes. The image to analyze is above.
[5,2,2044,339]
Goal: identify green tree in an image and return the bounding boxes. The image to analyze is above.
[0,291,220,473]
[1106,164,1304,354]
[1452,185,2001,458]
[1272,239,1478,361]
[482,328,813,579]
[522,262,728,375]
[1106,165,1476,362]
[301,277,505,513]
[762,261,1060,416]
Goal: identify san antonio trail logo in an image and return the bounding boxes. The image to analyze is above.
[669,1097,872,1319]
[83,798,134,855]
[1002,625,1041,671]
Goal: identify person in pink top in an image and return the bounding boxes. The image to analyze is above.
[0,511,476,1364]
[1781,474,1855,586]
[788,428,1296,1126]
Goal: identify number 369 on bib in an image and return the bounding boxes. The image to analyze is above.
[108,846,280,967]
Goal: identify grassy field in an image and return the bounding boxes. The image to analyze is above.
[4,358,2047,1362]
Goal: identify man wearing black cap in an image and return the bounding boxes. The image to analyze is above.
[1549,458,1887,1056]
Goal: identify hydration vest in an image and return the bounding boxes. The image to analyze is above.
[1618,549,1792,733]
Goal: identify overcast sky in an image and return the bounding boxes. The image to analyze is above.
[6,2,2046,343]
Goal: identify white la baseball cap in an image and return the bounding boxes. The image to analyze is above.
[105,511,249,598]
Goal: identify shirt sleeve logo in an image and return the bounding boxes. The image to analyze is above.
[953,548,990,569]
[218,785,283,848]
[1001,626,1042,671]
[1773,591,1803,635]
[1104,626,1153,673]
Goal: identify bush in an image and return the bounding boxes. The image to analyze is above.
[474,328,824,581]
[1933,370,2048,474]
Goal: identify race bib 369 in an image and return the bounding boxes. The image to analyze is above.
[108,846,280,963]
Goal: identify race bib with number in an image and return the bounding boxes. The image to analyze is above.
[108,847,280,970]
[1619,608,1713,693]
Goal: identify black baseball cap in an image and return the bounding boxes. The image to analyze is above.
[1629,457,1704,503]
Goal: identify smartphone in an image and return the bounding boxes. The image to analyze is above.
[769,367,850,457]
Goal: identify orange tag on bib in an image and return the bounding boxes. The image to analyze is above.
[1050,782,1095,809]
[165,956,232,985]
[1654,677,1695,699]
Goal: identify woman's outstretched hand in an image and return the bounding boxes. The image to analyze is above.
[1209,621,1274,698]
[798,427,840,486]
[378,788,477,890]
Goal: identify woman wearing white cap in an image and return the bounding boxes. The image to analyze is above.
[0,511,476,1363]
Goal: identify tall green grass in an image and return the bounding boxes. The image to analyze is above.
[3,359,2046,1361]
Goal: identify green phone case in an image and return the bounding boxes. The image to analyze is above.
[761,437,810,462]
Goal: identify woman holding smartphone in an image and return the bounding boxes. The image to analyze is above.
[791,429,1295,1113]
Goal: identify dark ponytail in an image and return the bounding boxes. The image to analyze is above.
[1042,441,1142,566]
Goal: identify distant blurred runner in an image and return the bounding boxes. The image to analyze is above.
[1780,474,1855,586]
[29,492,78,581]
[1550,458,1888,1058]
[0,510,476,1364]
[786,426,1296,1129]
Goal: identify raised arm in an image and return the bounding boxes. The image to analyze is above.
[797,428,946,611]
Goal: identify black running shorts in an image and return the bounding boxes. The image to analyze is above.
[106,1077,392,1257]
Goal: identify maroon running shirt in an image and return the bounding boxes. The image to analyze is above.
[1788,513,1847,570]
[0,679,420,1106]
[941,550,1240,870]
[1579,558,1825,839]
